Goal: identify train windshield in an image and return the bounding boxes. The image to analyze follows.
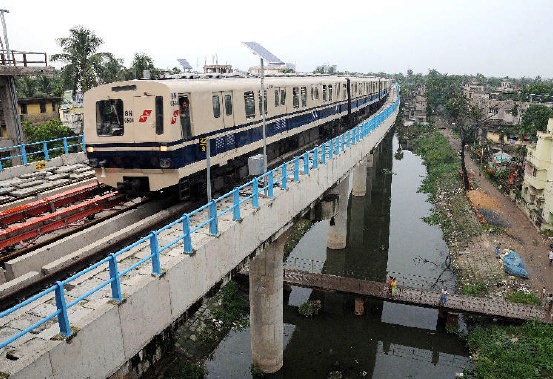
[96,99,124,136]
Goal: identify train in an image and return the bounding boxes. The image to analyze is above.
[83,74,391,199]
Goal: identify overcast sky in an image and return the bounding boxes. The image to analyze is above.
[2,0,552,78]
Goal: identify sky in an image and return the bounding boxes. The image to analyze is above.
[2,0,552,79]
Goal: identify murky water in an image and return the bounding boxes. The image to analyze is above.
[203,132,470,378]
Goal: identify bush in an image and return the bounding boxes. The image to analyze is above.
[23,119,73,143]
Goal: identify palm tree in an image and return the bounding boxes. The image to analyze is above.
[126,53,158,80]
[51,26,108,99]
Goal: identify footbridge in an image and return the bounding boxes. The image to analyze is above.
[0,89,400,377]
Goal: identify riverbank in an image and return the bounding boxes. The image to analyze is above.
[401,120,553,378]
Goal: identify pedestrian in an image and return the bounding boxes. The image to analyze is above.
[546,293,553,313]
[495,243,502,257]
[439,287,448,306]
[391,277,397,298]
[542,287,547,302]
[387,276,393,296]
[549,249,553,265]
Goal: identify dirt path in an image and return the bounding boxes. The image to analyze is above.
[441,127,553,295]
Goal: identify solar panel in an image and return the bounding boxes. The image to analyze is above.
[242,42,284,65]
[177,58,192,70]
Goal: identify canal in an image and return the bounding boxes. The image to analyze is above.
[166,131,471,378]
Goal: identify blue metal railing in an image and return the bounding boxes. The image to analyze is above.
[0,95,399,349]
[0,135,85,171]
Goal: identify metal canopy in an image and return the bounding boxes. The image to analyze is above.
[242,42,284,65]
[177,58,192,70]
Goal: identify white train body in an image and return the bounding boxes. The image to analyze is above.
[84,75,390,196]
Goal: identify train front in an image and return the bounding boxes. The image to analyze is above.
[83,81,183,194]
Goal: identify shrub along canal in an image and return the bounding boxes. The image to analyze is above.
[154,131,472,378]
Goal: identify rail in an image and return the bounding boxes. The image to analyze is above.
[0,135,86,171]
[0,50,48,67]
[0,92,400,349]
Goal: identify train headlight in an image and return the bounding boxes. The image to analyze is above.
[159,158,172,169]
[88,158,99,167]
[159,145,168,152]
[86,146,94,153]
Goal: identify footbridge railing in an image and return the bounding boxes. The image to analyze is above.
[0,94,400,349]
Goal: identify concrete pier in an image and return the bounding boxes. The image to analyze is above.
[327,174,351,250]
[352,159,367,197]
[249,233,285,373]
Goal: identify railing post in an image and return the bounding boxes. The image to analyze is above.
[329,140,334,159]
[294,156,299,182]
[347,131,351,148]
[313,147,318,169]
[42,141,50,161]
[321,143,326,165]
[0,160,3,171]
[19,145,27,165]
[303,151,309,174]
[63,137,69,155]
[81,135,86,152]
[182,215,193,254]
[54,281,72,337]
[334,137,339,156]
[150,232,162,276]
[108,254,123,302]
[281,163,287,190]
[232,187,241,220]
[209,200,218,235]
[267,171,274,198]
[252,177,260,208]
[341,134,345,151]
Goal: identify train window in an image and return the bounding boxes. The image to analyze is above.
[343,84,347,99]
[292,87,299,109]
[274,89,279,107]
[212,95,221,118]
[300,87,307,107]
[224,94,233,116]
[155,96,163,135]
[258,90,267,115]
[336,84,341,99]
[322,85,327,102]
[311,86,319,100]
[280,88,286,106]
[328,85,333,102]
[244,91,255,119]
[96,99,124,136]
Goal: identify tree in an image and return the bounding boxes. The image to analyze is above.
[518,104,553,137]
[51,26,109,98]
[125,53,159,80]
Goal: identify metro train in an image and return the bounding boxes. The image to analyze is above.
[83,74,391,199]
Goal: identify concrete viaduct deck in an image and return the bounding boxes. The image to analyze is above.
[283,269,548,323]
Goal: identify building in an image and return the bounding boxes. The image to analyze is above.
[18,96,61,124]
[521,118,553,230]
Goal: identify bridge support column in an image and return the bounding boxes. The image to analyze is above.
[327,174,350,250]
[352,158,367,197]
[250,239,284,373]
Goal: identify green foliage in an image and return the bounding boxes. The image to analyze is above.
[505,291,541,305]
[250,364,265,377]
[22,120,73,143]
[211,281,248,325]
[169,362,206,379]
[462,282,488,296]
[298,300,321,317]
[468,321,553,378]
[519,104,553,137]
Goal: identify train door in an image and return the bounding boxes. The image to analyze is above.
[133,94,164,143]
[178,93,192,139]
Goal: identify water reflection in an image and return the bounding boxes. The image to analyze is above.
[205,132,470,378]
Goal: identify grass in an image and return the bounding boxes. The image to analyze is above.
[505,290,542,305]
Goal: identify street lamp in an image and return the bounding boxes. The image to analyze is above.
[242,42,284,174]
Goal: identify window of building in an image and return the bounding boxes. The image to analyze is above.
[244,91,255,119]
[52,102,56,112]
[96,99,124,136]
[224,94,232,116]
[21,104,27,114]
[39,101,46,113]
[212,95,221,118]
[300,87,307,107]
